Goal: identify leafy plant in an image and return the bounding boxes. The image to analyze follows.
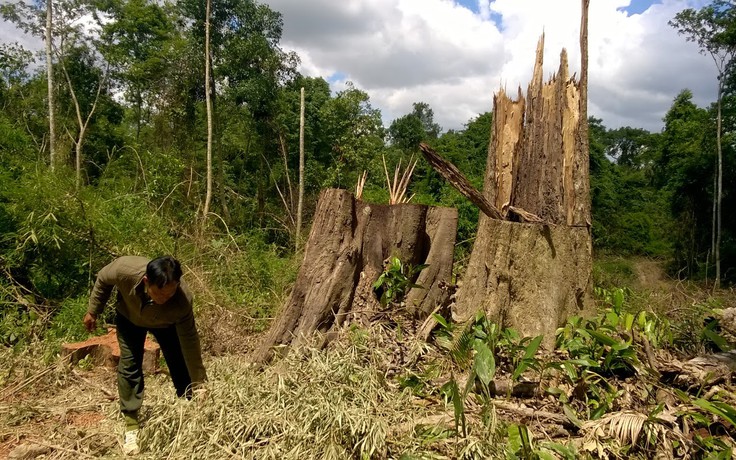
[506,424,578,460]
[372,256,427,307]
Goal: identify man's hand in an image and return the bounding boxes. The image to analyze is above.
[83,312,97,332]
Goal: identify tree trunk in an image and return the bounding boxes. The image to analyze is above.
[45,0,57,170]
[251,188,457,363]
[202,0,213,224]
[296,86,305,252]
[715,81,722,290]
[429,1,593,347]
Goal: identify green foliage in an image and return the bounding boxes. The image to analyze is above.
[46,296,92,341]
[203,233,299,326]
[372,256,426,308]
[0,306,43,347]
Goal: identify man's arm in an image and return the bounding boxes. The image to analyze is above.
[85,261,118,331]
[176,309,207,385]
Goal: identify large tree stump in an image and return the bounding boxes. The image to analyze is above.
[423,1,593,346]
[251,188,457,363]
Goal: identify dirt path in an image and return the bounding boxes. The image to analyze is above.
[632,257,669,291]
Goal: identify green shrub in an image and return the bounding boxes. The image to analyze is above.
[46,296,93,342]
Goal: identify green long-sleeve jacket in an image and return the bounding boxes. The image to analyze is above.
[88,256,207,384]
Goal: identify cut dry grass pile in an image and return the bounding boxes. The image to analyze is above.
[0,323,503,459]
[139,328,461,459]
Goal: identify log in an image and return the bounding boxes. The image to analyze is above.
[251,188,457,363]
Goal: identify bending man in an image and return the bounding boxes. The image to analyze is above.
[83,255,206,455]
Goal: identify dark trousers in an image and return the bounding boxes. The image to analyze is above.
[115,313,193,416]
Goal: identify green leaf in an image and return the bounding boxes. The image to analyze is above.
[473,341,496,386]
[523,335,543,360]
[563,404,583,428]
[588,330,619,347]
[432,313,449,329]
[623,312,634,331]
[694,399,736,426]
[702,328,732,352]
[566,358,598,367]
[507,424,523,453]
[542,442,578,460]
[449,378,466,437]
[612,288,625,312]
[606,311,620,327]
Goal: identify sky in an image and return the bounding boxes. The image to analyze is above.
[0,0,717,133]
[256,0,716,132]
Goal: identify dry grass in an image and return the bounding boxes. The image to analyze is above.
[0,326,504,459]
[138,329,468,459]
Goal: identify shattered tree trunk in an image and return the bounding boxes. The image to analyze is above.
[251,188,457,363]
[428,1,593,347]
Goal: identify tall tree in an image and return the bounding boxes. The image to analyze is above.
[94,0,175,141]
[318,82,385,189]
[1,0,60,167]
[296,86,305,251]
[46,0,57,169]
[658,90,710,275]
[202,0,213,223]
[58,45,108,188]
[670,1,736,288]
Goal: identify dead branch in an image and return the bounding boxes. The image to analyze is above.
[491,400,577,429]
[419,143,502,219]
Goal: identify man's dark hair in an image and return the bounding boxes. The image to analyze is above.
[146,256,182,288]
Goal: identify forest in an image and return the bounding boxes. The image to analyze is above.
[0,0,735,458]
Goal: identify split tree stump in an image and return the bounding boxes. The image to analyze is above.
[251,188,457,363]
[421,1,593,346]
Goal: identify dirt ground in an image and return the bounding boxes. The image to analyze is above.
[0,363,123,459]
[0,318,266,458]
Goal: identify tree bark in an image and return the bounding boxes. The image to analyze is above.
[296,86,305,252]
[715,80,722,290]
[251,188,457,363]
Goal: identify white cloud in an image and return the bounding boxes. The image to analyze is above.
[263,0,717,132]
[1,0,717,132]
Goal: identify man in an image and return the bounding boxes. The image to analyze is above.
[83,255,207,455]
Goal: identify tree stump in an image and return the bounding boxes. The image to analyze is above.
[422,1,593,347]
[62,328,160,373]
[251,188,457,363]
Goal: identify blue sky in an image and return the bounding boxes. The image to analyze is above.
[456,0,663,18]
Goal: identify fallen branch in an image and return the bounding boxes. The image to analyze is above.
[506,205,543,223]
[491,400,576,429]
[419,143,502,219]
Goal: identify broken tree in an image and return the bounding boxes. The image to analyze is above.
[251,188,457,363]
[422,0,593,346]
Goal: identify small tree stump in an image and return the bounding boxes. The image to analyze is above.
[251,188,457,363]
[62,328,160,373]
